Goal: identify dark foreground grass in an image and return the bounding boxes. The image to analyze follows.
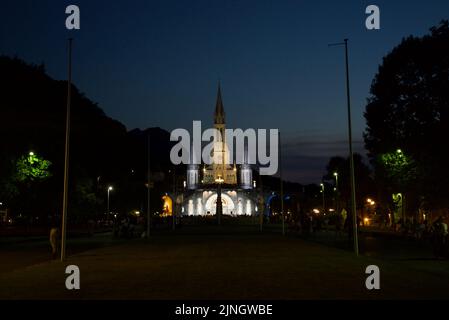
[0,225,448,299]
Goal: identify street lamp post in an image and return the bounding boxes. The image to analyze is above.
[334,172,339,215]
[329,38,359,256]
[396,149,406,222]
[172,168,176,230]
[107,186,113,215]
[320,183,325,214]
[279,132,285,236]
[258,174,264,232]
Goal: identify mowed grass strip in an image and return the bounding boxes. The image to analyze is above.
[1,230,448,299]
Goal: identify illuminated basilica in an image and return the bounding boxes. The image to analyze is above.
[181,85,256,216]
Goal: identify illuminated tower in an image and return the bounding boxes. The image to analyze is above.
[203,83,237,185]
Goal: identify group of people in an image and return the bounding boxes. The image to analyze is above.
[287,211,346,237]
[112,215,136,238]
[287,209,449,259]
[429,216,448,258]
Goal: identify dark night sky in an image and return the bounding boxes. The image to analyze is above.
[2,0,449,183]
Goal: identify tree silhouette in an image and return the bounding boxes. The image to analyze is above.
[364,20,449,209]
[0,56,173,224]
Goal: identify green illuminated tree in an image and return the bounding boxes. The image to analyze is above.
[16,153,52,182]
[378,150,417,188]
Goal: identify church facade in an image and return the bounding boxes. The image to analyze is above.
[181,85,256,216]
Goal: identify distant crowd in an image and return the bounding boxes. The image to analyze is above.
[287,211,449,259]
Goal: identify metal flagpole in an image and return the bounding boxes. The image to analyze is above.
[173,168,176,230]
[335,173,339,219]
[344,39,359,256]
[328,39,359,256]
[279,132,285,236]
[259,173,263,232]
[147,131,151,238]
[60,38,72,261]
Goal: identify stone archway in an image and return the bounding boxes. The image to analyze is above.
[205,193,235,216]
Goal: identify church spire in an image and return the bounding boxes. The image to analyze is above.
[214,82,225,125]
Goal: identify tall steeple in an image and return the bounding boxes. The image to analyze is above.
[200,82,237,186]
[214,82,225,125]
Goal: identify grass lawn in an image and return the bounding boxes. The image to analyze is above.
[1,225,448,299]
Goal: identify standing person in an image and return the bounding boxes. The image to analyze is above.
[423,219,430,239]
[87,219,95,237]
[431,216,446,258]
[417,220,426,240]
[309,213,314,234]
[49,224,59,259]
[442,217,448,236]
[442,217,448,257]
[335,211,343,238]
[113,215,119,238]
[345,212,354,245]
[301,212,310,238]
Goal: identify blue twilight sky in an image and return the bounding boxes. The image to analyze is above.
[1,0,449,183]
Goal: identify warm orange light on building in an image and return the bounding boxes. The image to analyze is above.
[162,195,173,217]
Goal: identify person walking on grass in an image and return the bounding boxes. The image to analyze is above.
[49,218,60,259]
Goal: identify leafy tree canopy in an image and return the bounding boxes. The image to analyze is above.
[364,20,449,207]
[16,152,52,182]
